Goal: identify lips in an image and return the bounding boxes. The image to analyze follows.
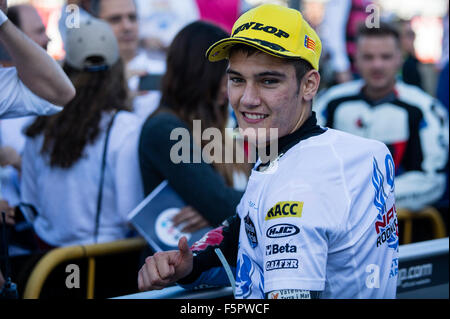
[241,112,269,124]
[370,72,385,80]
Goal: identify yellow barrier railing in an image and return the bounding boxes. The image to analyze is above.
[397,206,447,244]
[23,237,147,299]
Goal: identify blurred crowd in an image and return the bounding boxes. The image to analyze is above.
[0,0,448,295]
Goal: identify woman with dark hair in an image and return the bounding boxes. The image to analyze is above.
[20,18,144,248]
[139,21,250,235]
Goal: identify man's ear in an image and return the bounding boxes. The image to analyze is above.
[301,70,320,102]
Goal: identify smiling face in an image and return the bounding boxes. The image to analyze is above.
[227,50,318,144]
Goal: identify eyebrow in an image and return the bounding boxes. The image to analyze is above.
[226,69,286,78]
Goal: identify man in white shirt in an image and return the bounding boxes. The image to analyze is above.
[0,0,75,119]
[0,4,56,207]
[94,0,165,119]
[1,0,75,227]
[137,4,398,299]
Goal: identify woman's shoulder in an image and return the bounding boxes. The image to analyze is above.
[109,110,140,133]
[142,111,187,134]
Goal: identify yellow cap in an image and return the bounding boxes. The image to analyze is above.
[206,4,322,70]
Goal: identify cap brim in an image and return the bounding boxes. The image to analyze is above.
[206,37,300,62]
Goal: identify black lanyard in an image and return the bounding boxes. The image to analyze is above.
[93,110,118,243]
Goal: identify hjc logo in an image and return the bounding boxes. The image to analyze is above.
[266,223,300,238]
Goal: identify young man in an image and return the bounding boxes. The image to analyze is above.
[314,23,448,212]
[0,0,75,119]
[138,4,398,299]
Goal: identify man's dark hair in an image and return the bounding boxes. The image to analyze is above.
[357,22,400,45]
[6,6,22,29]
[87,0,101,16]
[228,44,313,86]
[89,0,136,17]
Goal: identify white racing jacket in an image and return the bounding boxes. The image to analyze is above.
[178,115,399,299]
[314,80,449,211]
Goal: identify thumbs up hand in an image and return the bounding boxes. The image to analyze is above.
[138,236,193,291]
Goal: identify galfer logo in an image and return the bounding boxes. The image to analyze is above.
[265,259,299,271]
[266,223,300,238]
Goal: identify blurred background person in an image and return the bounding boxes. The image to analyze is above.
[397,19,423,89]
[7,4,49,50]
[319,0,373,86]
[93,0,165,120]
[58,0,165,121]
[19,18,143,249]
[139,21,250,240]
[0,0,74,118]
[1,3,51,211]
[135,0,252,57]
[314,22,449,219]
[1,0,75,256]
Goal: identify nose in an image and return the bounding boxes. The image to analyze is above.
[121,17,134,31]
[371,56,385,70]
[41,33,50,50]
[240,83,260,108]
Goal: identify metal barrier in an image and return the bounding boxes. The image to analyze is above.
[397,206,447,244]
[113,237,449,299]
[22,237,147,299]
[396,237,449,298]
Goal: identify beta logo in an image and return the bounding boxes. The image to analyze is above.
[266,243,298,256]
[266,223,300,238]
[265,259,299,271]
[265,201,303,221]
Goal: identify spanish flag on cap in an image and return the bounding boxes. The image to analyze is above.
[206,4,322,70]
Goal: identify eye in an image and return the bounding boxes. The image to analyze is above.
[108,16,122,24]
[262,78,279,85]
[229,76,244,84]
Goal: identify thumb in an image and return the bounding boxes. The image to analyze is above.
[178,236,191,258]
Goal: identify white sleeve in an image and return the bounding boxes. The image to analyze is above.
[0,68,62,119]
[319,0,352,73]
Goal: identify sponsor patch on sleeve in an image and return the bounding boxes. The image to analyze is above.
[265,201,303,221]
[267,289,321,299]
